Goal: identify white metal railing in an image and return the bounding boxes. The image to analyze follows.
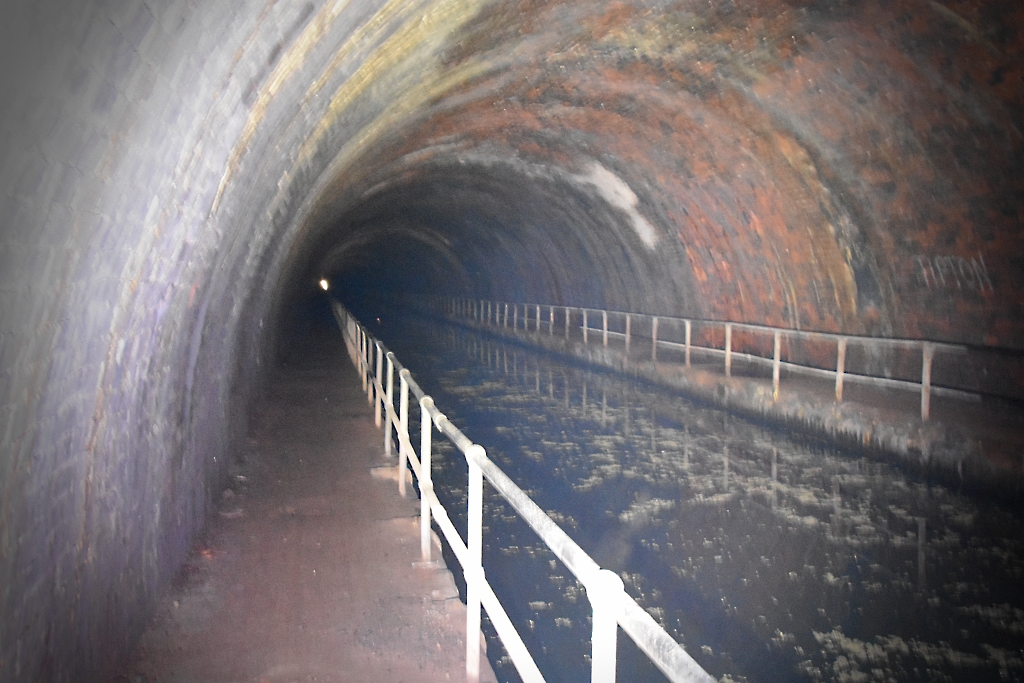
[442,297,982,421]
[330,300,714,683]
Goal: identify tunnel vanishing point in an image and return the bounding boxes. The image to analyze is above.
[1,0,1022,680]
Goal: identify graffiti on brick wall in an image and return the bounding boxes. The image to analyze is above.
[915,252,993,293]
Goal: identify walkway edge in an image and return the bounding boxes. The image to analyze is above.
[452,319,1022,497]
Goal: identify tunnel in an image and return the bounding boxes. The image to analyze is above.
[1,0,1022,679]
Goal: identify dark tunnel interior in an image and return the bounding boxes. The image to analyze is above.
[283,162,656,335]
[2,0,1023,679]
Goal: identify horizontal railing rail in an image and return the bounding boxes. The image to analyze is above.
[440,297,1000,421]
[330,299,714,683]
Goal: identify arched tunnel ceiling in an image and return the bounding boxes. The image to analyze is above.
[269,0,1024,350]
[301,160,678,311]
[2,0,1023,679]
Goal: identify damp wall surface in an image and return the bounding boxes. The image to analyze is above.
[1,0,1022,680]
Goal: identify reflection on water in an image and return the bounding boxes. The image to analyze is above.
[378,318,1024,683]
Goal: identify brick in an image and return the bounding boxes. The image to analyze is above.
[122,2,155,51]
[105,39,138,95]
[13,150,48,200]
[50,163,82,208]
[92,77,120,115]
[62,59,94,99]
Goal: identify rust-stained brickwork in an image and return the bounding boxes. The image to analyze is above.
[304,0,1023,346]
[1,0,1021,680]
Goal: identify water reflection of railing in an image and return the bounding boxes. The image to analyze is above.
[437,323,1022,683]
[330,300,714,683]
[441,297,985,421]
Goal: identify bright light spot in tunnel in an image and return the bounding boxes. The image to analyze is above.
[319,278,329,291]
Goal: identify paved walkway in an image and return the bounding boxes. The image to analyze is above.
[115,330,496,683]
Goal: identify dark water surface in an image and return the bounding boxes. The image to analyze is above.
[369,314,1023,683]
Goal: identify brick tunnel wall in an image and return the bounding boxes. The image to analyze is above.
[1,0,1021,680]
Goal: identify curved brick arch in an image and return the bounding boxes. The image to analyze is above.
[1,0,1021,679]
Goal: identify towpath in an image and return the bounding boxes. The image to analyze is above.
[115,329,496,683]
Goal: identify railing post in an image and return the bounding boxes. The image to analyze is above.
[602,310,608,347]
[536,304,541,332]
[384,354,394,457]
[549,306,554,335]
[651,316,658,362]
[374,342,383,427]
[922,343,934,421]
[724,323,732,377]
[685,319,692,366]
[835,338,847,402]
[360,328,368,392]
[588,569,624,683]
[398,370,409,498]
[351,322,357,367]
[583,309,589,344]
[419,398,434,561]
[625,314,631,355]
[513,304,518,330]
[366,333,374,405]
[466,444,486,683]
[504,303,509,327]
[565,306,570,338]
[772,330,781,399]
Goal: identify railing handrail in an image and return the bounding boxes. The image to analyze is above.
[441,296,1015,420]
[330,299,714,683]
[452,297,972,353]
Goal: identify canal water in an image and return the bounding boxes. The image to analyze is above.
[369,313,1024,683]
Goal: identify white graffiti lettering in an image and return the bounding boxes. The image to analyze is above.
[915,252,993,293]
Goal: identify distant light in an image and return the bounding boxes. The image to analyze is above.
[319,279,329,291]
